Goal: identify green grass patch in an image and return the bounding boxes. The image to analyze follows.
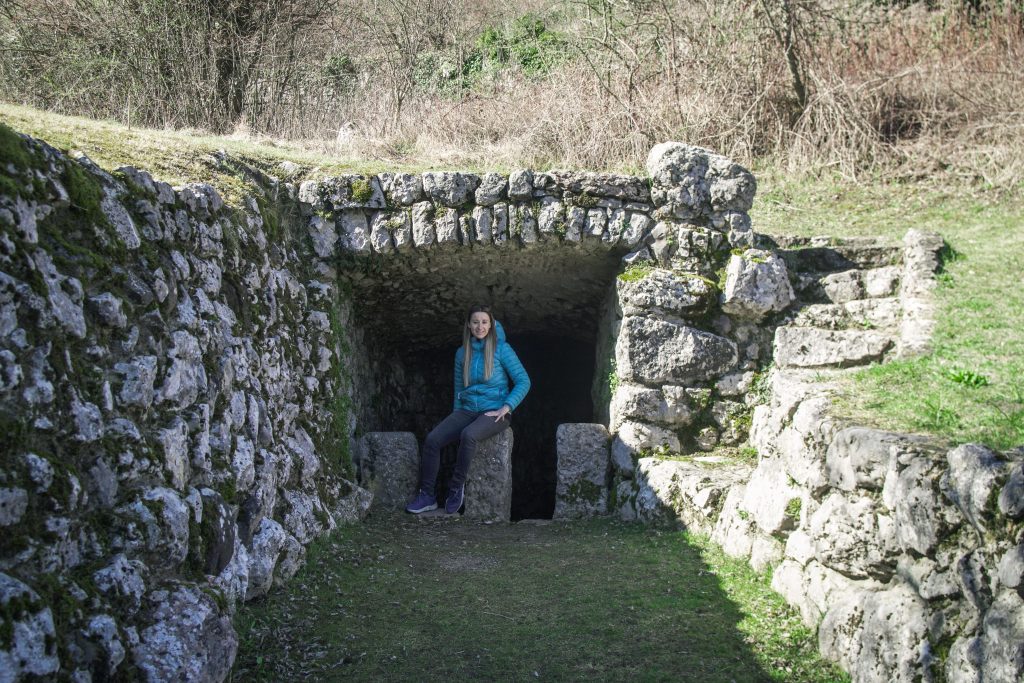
[233,514,845,682]
[752,170,1024,450]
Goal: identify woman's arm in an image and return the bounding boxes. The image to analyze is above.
[498,343,531,411]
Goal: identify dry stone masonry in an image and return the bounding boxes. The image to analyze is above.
[1,122,1020,683]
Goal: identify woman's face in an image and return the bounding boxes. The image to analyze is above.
[469,312,491,340]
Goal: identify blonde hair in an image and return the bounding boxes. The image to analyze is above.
[462,305,496,387]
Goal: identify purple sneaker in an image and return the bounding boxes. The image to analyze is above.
[445,486,464,515]
[406,489,437,514]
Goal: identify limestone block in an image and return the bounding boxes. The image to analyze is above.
[471,206,493,244]
[610,420,681,478]
[337,209,371,255]
[617,268,715,318]
[711,484,756,560]
[828,427,912,492]
[998,460,1024,519]
[383,173,423,206]
[741,456,801,539]
[0,573,59,680]
[0,487,27,526]
[864,265,901,297]
[720,250,794,321]
[508,169,533,201]
[778,397,833,495]
[809,491,899,581]
[133,584,237,683]
[615,316,737,385]
[947,590,1024,683]
[411,201,435,247]
[749,535,784,573]
[818,583,936,683]
[773,327,892,369]
[771,558,868,628]
[820,269,865,303]
[553,423,610,520]
[897,556,959,601]
[632,457,750,531]
[475,172,506,206]
[93,554,147,613]
[368,212,395,254]
[941,443,1008,535]
[610,384,694,431]
[422,171,479,207]
[245,517,290,600]
[434,207,459,247]
[537,197,564,238]
[646,142,756,220]
[464,429,513,522]
[354,432,420,510]
[890,456,960,556]
[282,489,331,544]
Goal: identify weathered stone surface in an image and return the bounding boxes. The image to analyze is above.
[464,429,513,522]
[941,444,1007,535]
[615,316,737,385]
[338,209,371,254]
[474,172,506,206]
[819,583,936,683]
[1000,460,1024,519]
[617,268,715,318]
[741,456,802,538]
[245,517,292,600]
[610,420,681,477]
[720,250,794,321]
[94,554,147,613]
[553,423,610,520]
[888,456,960,556]
[355,432,420,510]
[646,142,756,219]
[0,572,60,680]
[625,457,751,531]
[383,173,424,206]
[133,584,237,683]
[307,215,338,258]
[809,491,898,581]
[610,384,695,431]
[773,327,892,368]
[828,427,915,492]
[422,172,479,207]
[0,487,28,526]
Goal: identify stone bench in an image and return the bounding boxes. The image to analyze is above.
[355,430,513,522]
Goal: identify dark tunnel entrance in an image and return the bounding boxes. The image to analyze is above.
[343,244,627,519]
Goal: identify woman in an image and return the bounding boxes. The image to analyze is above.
[406,305,531,515]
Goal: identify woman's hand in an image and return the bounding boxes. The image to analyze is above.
[485,405,511,422]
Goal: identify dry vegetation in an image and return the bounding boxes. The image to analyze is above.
[1,0,1022,182]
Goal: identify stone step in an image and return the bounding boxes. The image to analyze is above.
[787,298,901,332]
[773,326,894,369]
[767,235,902,272]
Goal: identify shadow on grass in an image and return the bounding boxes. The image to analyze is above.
[232,513,842,682]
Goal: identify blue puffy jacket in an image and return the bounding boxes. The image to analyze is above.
[453,320,531,413]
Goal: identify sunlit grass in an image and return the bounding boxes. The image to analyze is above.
[752,169,1024,449]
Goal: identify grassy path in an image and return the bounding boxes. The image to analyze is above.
[232,513,846,682]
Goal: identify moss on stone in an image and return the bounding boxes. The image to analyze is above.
[784,497,802,521]
[566,479,603,505]
[617,264,653,282]
[350,177,373,204]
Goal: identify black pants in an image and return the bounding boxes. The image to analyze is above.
[419,409,510,493]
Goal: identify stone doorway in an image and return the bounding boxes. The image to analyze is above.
[342,246,625,519]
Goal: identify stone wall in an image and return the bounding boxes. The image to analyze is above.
[0,133,373,681]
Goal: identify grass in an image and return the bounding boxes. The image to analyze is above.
[752,169,1024,450]
[232,513,846,682]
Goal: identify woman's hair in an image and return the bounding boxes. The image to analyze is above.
[462,305,496,387]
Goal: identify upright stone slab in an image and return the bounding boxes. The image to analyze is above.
[554,424,611,519]
[464,429,513,522]
[354,432,419,509]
